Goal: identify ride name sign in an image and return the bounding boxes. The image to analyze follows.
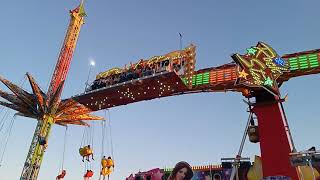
[231,42,289,95]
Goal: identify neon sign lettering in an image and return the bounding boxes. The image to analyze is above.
[231,42,289,94]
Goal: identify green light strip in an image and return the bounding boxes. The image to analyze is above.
[290,64,298,67]
[309,62,318,66]
[288,53,320,70]
[203,72,209,84]
[300,65,309,69]
[288,57,298,70]
[309,64,319,67]
[196,74,203,81]
[310,64,319,68]
[192,75,196,86]
[181,73,215,86]
[309,54,319,68]
[299,55,309,69]
[289,57,299,70]
[182,72,212,86]
[309,57,318,61]
[182,78,187,85]
[298,60,308,64]
[309,58,318,61]
[309,57,318,60]
[310,60,319,63]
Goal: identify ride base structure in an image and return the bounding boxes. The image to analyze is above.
[0,2,320,180]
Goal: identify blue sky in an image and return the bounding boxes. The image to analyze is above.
[0,0,320,179]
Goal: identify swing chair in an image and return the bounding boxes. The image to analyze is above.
[79,123,95,162]
[101,156,114,179]
[79,145,94,162]
[56,126,68,180]
[99,109,115,180]
[84,169,94,180]
[80,122,95,179]
[56,170,66,180]
[247,115,259,143]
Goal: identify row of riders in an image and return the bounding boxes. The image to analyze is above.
[89,58,183,91]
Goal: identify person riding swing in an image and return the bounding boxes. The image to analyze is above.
[56,170,66,180]
[79,145,94,162]
[100,156,114,179]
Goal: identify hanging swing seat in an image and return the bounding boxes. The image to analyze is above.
[99,111,115,179]
[106,157,114,168]
[101,158,108,167]
[56,170,66,180]
[101,168,112,176]
[84,170,94,177]
[101,156,114,176]
[38,136,47,146]
[79,146,93,157]
[248,125,259,143]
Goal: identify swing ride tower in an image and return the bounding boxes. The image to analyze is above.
[0,2,103,180]
[19,3,91,180]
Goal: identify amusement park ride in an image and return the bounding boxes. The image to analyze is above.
[0,1,320,180]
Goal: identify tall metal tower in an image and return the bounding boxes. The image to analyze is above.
[0,1,103,180]
[19,2,89,179]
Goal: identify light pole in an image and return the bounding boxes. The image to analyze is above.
[85,59,95,92]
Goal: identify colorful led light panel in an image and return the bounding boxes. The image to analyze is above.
[288,53,319,71]
[181,68,236,87]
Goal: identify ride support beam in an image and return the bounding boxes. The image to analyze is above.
[46,3,85,102]
[20,116,54,180]
[252,92,298,179]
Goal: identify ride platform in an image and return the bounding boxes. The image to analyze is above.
[72,71,189,111]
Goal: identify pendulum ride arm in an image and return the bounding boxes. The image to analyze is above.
[20,2,86,180]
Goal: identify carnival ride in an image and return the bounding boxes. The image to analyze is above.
[0,2,105,180]
[0,1,320,180]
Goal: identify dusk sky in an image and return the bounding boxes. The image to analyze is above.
[0,0,319,179]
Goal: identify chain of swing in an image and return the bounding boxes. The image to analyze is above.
[56,120,96,179]
[81,122,95,170]
[55,110,115,179]
[0,75,27,167]
[98,109,115,180]
[56,126,68,179]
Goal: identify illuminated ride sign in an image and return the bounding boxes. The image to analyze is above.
[231,42,289,95]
